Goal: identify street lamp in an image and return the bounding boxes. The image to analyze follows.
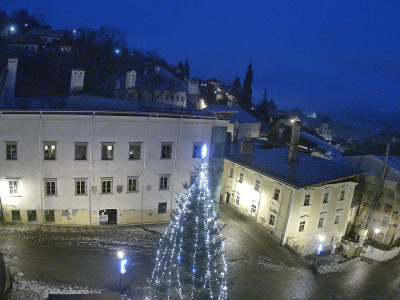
[374,228,380,241]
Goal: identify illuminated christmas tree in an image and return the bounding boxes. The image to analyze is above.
[148,145,228,299]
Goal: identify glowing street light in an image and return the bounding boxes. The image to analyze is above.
[114,48,120,55]
[117,251,124,259]
[319,235,325,242]
[374,228,380,234]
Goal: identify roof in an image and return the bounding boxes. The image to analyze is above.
[226,143,364,189]
[0,96,215,118]
[8,35,41,45]
[203,104,261,124]
[342,155,400,183]
[26,28,66,38]
[135,67,186,92]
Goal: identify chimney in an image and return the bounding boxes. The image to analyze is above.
[241,140,254,154]
[70,69,85,95]
[125,70,137,91]
[287,119,301,161]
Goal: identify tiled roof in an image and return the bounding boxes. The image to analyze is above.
[226,143,364,189]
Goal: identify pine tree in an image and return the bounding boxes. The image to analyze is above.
[184,59,190,79]
[148,146,228,300]
[240,61,253,110]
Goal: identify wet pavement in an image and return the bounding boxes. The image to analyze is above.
[0,205,399,299]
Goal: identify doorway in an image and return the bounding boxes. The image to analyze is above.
[226,192,230,204]
[99,209,117,225]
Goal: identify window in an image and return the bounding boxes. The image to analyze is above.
[101,143,114,160]
[9,181,19,195]
[304,194,311,206]
[161,143,172,159]
[128,177,138,192]
[269,214,276,226]
[238,172,243,183]
[159,175,170,190]
[44,180,57,195]
[75,143,88,160]
[27,210,37,222]
[334,214,341,224]
[235,194,240,206]
[12,210,21,221]
[190,173,198,186]
[45,210,55,222]
[250,204,257,215]
[323,192,329,203]
[340,190,345,201]
[158,202,167,214]
[75,179,87,195]
[192,143,204,158]
[318,217,324,228]
[255,179,261,192]
[299,220,306,232]
[101,178,113,194]
[330,236,334,244]
[129,143,141,160]
[6,143,17,160]
[44,142,56,160]
[273,188,281,201]
[229,168,234,178]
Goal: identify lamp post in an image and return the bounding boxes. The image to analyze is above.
[117,251,127,292]
[374,228,380,241]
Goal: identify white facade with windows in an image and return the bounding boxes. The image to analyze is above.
[0,110,226,225]
[221,145,362,255]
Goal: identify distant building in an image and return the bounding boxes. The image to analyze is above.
[343,155,400,245]
[221,139,363,255]
[315,123,332,141]
[203,102,262,141]
[0,98,228,225]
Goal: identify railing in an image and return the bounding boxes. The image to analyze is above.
[286,237,312,266]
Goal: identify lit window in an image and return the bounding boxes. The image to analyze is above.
[75,143,88,160]
[159,175,170,190]
[101,143,114,160]
[6,143,17,160]
[128,177,138,192]
[192,143,204,158]
[255,179,261,192]
[235,194,240,206]
[269,214,276,226]
[273,188,281,201]
[129,143,141,160]
[161,144,172,159]
[101,178,113,194]
[44,142,56,160]
[299,220,306,232]
[9,181,19,195]
[158,202,167,214]
[318,217,324,228]
[75,179,87,195]
[250,204,257,215]
[238,172,243,183]
[340,190,345,201]
[304,194,311,206]
[323,192,329,203]
[190,173,198,186]
[44,180,57,195]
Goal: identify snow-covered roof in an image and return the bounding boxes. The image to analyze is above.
[203,104,261,124]
[226,143,363,189]
[135,67,186,92]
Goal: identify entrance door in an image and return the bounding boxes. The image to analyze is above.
[99,209,117,225]
[226,192,230,204]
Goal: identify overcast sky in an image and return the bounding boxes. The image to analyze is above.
[3,0,400,126]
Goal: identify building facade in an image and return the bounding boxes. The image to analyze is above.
[0,109,227,226]
[221,143,362,255]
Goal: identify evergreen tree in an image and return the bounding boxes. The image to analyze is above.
[184,59,190,79]
[148,146,228,299]
[231,76,242,104]
[240,61,253,111]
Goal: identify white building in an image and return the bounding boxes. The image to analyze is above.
[221,140,363,255]
[315,123,332,141]
[0,99,227,225]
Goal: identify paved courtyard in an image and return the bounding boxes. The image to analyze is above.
[0,204,399,299]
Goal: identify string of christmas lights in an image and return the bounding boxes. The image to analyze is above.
[148,145,228,299]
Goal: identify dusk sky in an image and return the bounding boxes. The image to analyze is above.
[3,1,400,126]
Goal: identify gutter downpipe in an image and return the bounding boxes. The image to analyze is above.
[38,112,44,224]
[140,114,151,224]
[280,185,294,245]
[88,112,95,225]
[170,115,183,213]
